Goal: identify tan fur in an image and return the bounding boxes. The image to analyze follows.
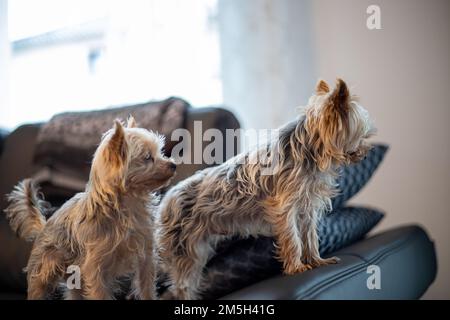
[5,179,48,242]
[315,79,330,95]
[156,79,375,299]
[4,116,176,300]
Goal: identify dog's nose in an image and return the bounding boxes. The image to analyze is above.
[169,162,177,171]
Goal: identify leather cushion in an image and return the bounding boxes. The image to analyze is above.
[0,128,9,156]
[221,225,437,300]
[199,206,384,299]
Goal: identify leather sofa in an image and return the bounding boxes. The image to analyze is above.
[0,106,437,299]
[222,225,436,299]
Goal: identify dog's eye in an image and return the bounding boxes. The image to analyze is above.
[144,153,153,162]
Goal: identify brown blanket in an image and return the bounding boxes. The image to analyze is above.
[33,97,189,192]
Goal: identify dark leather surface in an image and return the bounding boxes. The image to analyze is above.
[0,128,9,156]
[0,124,40,293]
[221,225,437,300]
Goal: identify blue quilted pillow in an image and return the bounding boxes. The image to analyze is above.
[331,144,388,209]
[199,206,384,299]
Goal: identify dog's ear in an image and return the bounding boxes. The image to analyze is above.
[108,120,127,165]
[103,120,128,189]
[90,120,129,198]
[329,78,350,113]
[307,79,351,171]
[315,79,330,95]
[127,115,137,128]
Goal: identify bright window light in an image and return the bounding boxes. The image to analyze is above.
[4,0,222,129]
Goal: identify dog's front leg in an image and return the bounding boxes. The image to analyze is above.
[162,239,212,300]
[82,273,113,299]
[27,275,51,300]
[130,252,156,300]
[300,209,339,268]
[81,261,114,300]
[266,204,310,275]
[26,250,62,299]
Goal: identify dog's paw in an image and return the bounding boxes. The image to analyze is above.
[312,256,341,267]
[283,263,313,275]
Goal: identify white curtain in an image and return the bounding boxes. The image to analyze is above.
[3,0,221,129]
[217,0,316,130]
[0,0,10,126]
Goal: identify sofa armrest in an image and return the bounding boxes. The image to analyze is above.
[0,128,10,156]
[0,124,42,293]
[221,225,437,300]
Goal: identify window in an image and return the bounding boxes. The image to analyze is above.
[2,0,221,129]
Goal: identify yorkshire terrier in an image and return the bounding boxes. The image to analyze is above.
[5,116,176,299]
[156,79,375,299]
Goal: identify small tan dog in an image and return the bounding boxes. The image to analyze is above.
[5,116,176,300]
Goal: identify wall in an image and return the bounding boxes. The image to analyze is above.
[218,0,316,130]
[310,0,450,299]
[219,0,449,299]
[0,0,9,123]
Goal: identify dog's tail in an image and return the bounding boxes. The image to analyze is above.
[4,179,48,242]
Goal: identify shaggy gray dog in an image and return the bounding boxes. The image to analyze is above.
[156,79,375,300]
